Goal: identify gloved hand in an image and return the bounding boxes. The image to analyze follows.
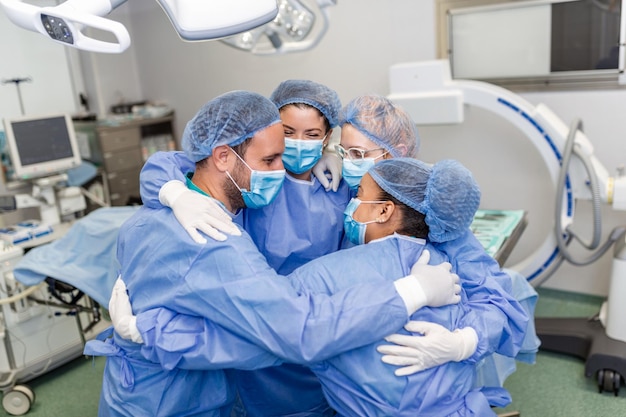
[159,180,241,244]
[377,321,478,376]
[411,256,461,307]
[311,152,342,192]
[393,250,461,314]
[109,277,143,344]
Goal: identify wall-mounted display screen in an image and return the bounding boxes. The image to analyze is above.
[446,0,624,89]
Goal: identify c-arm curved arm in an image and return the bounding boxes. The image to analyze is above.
[388,60,626,285]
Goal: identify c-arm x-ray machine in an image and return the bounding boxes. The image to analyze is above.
[388,60,626,395]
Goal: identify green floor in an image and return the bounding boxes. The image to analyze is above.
[493,287,626,416]
[1,288,625,417]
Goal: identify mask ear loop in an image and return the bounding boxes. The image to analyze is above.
[229,147,253,171]
[225,170,244,193]
[225,147,251,193]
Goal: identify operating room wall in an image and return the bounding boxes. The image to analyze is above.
[90,0,626,297]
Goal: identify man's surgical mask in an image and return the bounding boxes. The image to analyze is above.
[227,149,286,209]
[282,138,324,174]
[343,198,384,245]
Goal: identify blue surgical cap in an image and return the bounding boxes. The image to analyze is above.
[339,94,419,158]
[270,79,341,128]
[182,90,282,162]
[369,158,481,242]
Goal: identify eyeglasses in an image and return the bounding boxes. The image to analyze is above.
[334,144,387,162]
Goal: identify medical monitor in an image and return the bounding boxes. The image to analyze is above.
[2,113,82,180]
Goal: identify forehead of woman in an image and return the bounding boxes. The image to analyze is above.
[357,173,382,198]
[340,124,378,149]
[280,105,326,131]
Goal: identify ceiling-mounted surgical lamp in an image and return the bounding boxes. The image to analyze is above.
[0,0,131,53]
[155,0,278,42]
[220,0,337,55]
[0,0,279,54]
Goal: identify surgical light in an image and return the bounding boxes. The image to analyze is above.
[0,0,132,53]
[155,0,279,42]
[0,0,280,54]
[220,0,337,55]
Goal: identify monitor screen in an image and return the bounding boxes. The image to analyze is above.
[3,114,82,180]
[447,0,624,88]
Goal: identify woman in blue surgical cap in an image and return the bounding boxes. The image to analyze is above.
[299,158,510,416]
[332,94,419,190]
[234,81,350,417]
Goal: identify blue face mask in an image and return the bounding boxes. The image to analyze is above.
[228,149,286,209]
[342,159,375,190]
[343,198,384,245]
[342,149,389,190]
[282,138,325,174]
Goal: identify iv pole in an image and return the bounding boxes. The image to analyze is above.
[1,77,32,115]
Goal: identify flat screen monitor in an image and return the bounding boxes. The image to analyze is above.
[447,0,624,89]
[2,113,82,180]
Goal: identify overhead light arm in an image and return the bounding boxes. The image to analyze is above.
[0,0,131,53]
[0,0,280,54]
[156,0,278,42]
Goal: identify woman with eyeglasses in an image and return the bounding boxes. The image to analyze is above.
[332,94,419,190]
[326,95,539,391]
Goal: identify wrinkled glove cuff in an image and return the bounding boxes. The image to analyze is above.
[393,275,428,315]
[128,316,144,344]
[455,327,478,361]
[159,180,187,207]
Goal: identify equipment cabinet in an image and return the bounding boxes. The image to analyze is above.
[95,114,176,206]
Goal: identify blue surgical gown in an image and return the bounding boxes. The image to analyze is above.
[84,200,411,417]
[433,232,539,367]
[138,151,534,411]
[131,234,527,416]
[140,151,351,417]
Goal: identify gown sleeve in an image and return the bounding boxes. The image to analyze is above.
[128,234,410,367]
[433,231,529,361]
[139,151,195,208]
[129,237,408,369]
[136,307,284,371]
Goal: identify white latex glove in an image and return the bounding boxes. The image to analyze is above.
[311,152,342,192]
[393,250,461,314]
[109,277,143,344]
[159,180,241,244]
[377,321,478,376]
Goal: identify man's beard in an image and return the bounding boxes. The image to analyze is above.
[224,159,248,211]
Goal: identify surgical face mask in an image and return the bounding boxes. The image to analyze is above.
[341,152,389,190]
[282,138,324,174]
[227,149,286,209]
[343,198,384,245]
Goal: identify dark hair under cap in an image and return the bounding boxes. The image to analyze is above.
[369,158,481,242]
